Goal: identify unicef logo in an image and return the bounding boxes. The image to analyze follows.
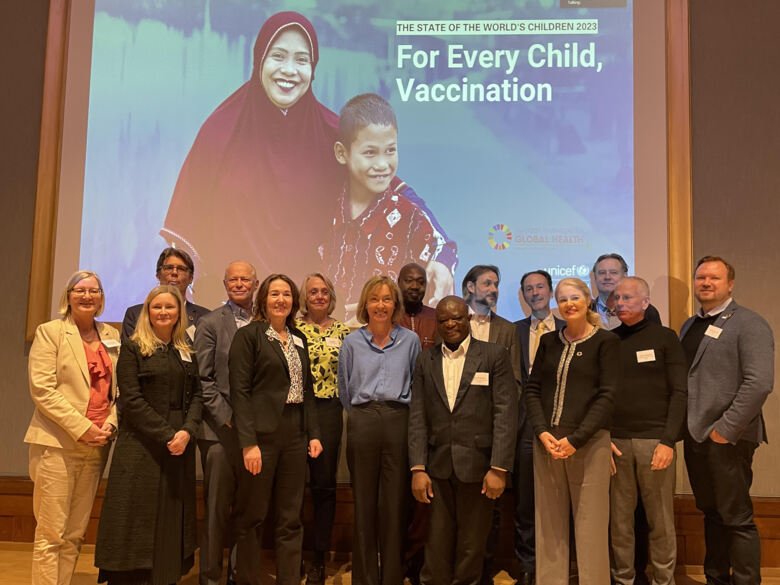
[577,264,590,277]
[488,224,512,250]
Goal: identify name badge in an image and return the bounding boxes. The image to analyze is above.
[636,349,656,363]
[705,325,723,339]
[186,324,196,340]
[292,335,305,349]
[179,349,192,362]
[325,337,342,349]
[102,339,121,349]
[471,372,490,386]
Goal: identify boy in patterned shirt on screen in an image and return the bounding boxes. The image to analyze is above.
[322,93,447,319]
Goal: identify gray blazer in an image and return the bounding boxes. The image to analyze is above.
[680,300,774,444]
[408,338,518,482]
[193,304,238,441]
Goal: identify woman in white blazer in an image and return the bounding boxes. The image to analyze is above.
[25,270,120,585]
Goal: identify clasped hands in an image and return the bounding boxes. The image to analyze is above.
[78,422,115,447]
[539,431,576,460]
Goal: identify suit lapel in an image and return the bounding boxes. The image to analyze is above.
[221,305,238,337]
[690,302,738,370]
[453,340,481,411]
[518,319,531,374]
[64,319,90,385]
[429,347,449,408]
[488,313,499,344]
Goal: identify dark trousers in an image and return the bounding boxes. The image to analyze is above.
[684,436,760,585]
[307,397,343,556]
[513,419,536,575]
[421,475,494,585]
[199,432,238,585]
[234,405,307,585]
[346,401,410,585]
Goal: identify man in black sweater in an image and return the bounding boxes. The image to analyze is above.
[610,277,687,585]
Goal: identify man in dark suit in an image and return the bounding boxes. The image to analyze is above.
[121,247,210,341]
[511,270,565,585]
[680,256,774,585]
[461,264,521,583]
[194,261,258,585]
[408,296,518,585]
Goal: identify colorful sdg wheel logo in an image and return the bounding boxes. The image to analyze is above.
[488,224,512,250]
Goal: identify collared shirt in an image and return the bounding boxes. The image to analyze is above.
[227,300,252,330]
[595,297,621,330]
[265,325,304,404]
[442,336,471,411]
[296,318,351,399]
[468,307,491,341]
[529,313,556,368]
[699,297,733,318]
[337,325,421,408]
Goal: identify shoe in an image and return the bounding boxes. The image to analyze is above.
[306,562,325,585]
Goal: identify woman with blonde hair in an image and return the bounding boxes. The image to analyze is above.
[338,275,421,585]
[296,273,350,584]
[95,285,202,585]
[26,270,119,585]
[524,277,620,585]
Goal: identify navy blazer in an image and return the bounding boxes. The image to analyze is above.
[680,301,774,444]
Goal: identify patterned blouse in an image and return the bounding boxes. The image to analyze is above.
[296,318,351,399]
[265,325,304,404]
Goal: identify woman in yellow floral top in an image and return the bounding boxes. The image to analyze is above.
[296,272,351,585]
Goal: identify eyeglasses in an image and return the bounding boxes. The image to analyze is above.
[161,264,191,274]
[70,288,103,297]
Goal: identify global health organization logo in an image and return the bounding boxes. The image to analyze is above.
[544,264,591,279]
[488,224,512,250]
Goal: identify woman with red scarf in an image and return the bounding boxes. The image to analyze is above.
[161,11,456,309]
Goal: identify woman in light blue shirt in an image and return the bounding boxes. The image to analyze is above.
[338,275,421,585]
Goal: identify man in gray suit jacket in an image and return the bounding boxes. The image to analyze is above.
[511,270,565,585]
[194,261,258,585]
[461,264,521,583]
[409,296,518,585]
[680,256,774,585]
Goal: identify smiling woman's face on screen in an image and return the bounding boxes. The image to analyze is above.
[260,27,313,110]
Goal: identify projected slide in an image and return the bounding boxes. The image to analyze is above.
[80,0,633,321]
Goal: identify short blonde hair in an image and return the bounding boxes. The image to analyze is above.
[58,270,105,317]
[131,285,191,357]
[356,275,404,325]
[555,277,602,328]
[299,272,337,316]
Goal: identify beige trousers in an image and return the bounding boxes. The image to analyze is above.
[533,429,611,585]
[29,442,108,585]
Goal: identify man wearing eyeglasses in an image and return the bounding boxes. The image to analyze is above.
[121,247,211,341]
[194,261,258,585]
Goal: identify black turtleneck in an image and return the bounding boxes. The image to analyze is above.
[612,319,688,446]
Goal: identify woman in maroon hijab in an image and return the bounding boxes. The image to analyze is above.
[161,12,340,304]
[161,11,456,308]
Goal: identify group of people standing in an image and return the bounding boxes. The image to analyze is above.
[25,246,774,585]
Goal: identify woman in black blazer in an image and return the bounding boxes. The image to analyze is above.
[228,273,322,585]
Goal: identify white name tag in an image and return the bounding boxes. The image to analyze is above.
[705,325,723,339]
[179,349,192,362]
[636,349,656,363]
[471,372,490,386]
[325,337,342,348]
[102,339,120,349]
[186,324,196,339]
[292,335,305,349]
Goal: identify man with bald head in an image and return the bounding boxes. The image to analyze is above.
[408,296,517,585]
[194,261,259,585]
[609,277,687,585]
